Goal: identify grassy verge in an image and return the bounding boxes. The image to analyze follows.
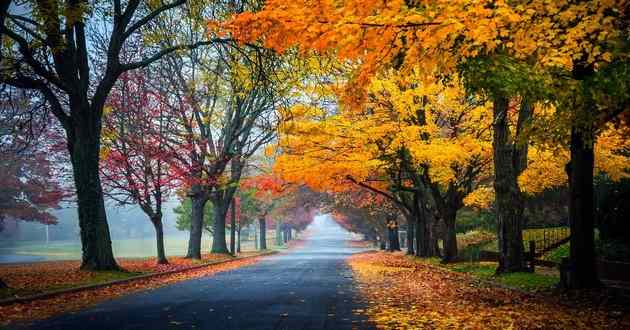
[408,256,559,292]
[0,270,142,300]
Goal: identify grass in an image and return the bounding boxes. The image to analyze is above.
[0,270,144,300]
[0,233,282,262]
[448,262,559,291]
[407,254,559,292]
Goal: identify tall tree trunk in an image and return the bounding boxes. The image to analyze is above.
[406,219,415,255]
[287,228,292,241]
[186,189,207,259]
[237,224,242,253]
[0,278,7,289]
[276,220,283,246]
[152,216,168,264]
[426,214,440,257]
[68,124,118,271]
[442,210,458,263]
[211,196,230,254]
[568,127,599,288]
[392,222,401,251]
[259,217,267,250]
[230,199,236,256]
[254,224,259,250]
[492,95,527,273]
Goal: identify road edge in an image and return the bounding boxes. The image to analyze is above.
[0,250,278,306]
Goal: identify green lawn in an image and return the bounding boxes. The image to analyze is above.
[0,233,280,261]
[449,262,559,291]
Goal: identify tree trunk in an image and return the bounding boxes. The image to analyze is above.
[152,217,168,264]
[0,277,7,289]
[211,197,230,254]
[254,224,259,250]
[442,210,458,263]
[230,199,236,256]
[276,220,283,246]
[406,219,415,255]
[393,223,401,251]
[237,224,242,253]
[493,95,527,273]
[259,217,267,250]
[68,125,118,271]
[567,127,599,288]
[287,228,292,241]
[186,190,207,259]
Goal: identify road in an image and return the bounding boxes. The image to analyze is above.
[16,216,375,330]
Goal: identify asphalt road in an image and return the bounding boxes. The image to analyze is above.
[16,216,375,330]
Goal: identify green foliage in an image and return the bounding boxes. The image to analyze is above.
[458,54,552,100]
[174,198,215,233]
[456,209,495,233]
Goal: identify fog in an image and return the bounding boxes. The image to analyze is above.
[0,198,208,263]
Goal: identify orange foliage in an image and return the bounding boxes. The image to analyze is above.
[349,252,630,329]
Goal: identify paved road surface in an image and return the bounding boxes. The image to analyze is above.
[16,216,374,330]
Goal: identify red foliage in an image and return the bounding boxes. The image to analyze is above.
[101,72,178,214]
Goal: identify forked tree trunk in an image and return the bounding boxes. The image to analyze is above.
[151,217,168,264]
[258,217,267,250]
[186,189,207,259]
[568,127,599,288]
[68,122,118,271]
[492,95,528,273]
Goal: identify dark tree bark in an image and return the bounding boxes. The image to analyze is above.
[69,127,118,270]
[406,219,415,255]
[565,63,600,289]
[259,217,267,250]
[211,198,230,254]
[186,188,208,259]
[441,209,458,263]
[237,224,242,253]
[276,220,284,245]
[567,127,599,288]
[492,95,530,273]
[414,196,438,257]
[0,277,7,289]
[230,198,236,256]
[387,220,401,251]
[151,216,168,264]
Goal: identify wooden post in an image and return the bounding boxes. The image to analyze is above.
[528,240,536,272]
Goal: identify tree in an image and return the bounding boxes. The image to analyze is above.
[0,85,64,287]
[100,71,176,264]
[224,0,628,280]
[174,197,215,235]
[1,0,229,270]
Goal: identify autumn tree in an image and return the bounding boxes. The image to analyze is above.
[100,71,176,264]
[224,0,628,282]
[0,86,64,288]
[0,0,231,270]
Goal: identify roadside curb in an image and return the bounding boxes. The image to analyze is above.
[0,250,277,306]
